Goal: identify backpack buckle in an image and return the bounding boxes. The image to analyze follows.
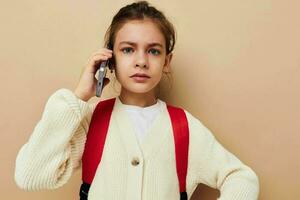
[79,182,90,200]
[180,191,188,200]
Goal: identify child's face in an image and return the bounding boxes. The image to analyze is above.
[113,19,172,96]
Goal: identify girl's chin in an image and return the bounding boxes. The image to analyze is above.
[122,85,157,95]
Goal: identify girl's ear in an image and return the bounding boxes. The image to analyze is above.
[163,53,173,73]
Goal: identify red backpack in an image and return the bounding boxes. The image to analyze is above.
[79,98,189,200]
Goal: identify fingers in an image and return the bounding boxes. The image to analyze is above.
[75,48,113,100]
[91,54,112,64]
[86,48,113,73]
[90,51,113,63]
[95,47,113,54]
[92,48,113,58]
[91,48,113,59]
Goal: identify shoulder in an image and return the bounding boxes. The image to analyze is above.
[173,106,217,143]
[163,101,212,132]
[163,101,207,131]
[179,108,222,167]
[160,100,216,140]
[182,109,211,134]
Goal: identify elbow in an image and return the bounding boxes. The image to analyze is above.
[248,167,260,195]
[242,166,260,200]
[218,166,260,200]
[14,159,47,191]
[14,164,69,191]
[14,152,35,191]
[220,164,260,193]
[14,149,44,191]
[14,166,36,191]
[14,156,71,191]
[14,143,77,191]
[236,165,260,198]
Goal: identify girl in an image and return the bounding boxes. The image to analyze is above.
[14,1,259,200]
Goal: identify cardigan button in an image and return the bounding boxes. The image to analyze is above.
[131,158,140,166]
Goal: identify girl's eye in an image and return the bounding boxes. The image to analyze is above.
[121,47,160,55]
[149,48,160,55]
[121,47,134,54]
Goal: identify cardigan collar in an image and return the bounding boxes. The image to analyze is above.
[112,96,172,159]
[115,96,161,110]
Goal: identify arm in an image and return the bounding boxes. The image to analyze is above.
[186,111,260,200]
[14,88,97,191]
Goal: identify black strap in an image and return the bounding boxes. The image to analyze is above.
[79,182,90,200]
[79,182,187,200]
[180,191,188,200]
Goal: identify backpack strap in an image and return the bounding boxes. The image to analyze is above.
[167,105,189,200]
[79,99,189,200]
[79,98,116,200]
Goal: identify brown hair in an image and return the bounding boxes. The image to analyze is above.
[105,1,175,94]
[104,1,176,54]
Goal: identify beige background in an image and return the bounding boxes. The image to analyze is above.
[1,0,300,199]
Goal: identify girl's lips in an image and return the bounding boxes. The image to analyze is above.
[130,73,150,78]
[131,76,150,82]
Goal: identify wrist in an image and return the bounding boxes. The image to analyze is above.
[74,90,90,102]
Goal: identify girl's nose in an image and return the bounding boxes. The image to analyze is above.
[135,63,147,68]
[135,51,148,69]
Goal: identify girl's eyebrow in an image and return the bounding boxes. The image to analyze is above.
[119,41,163,48]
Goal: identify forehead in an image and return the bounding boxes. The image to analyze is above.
[115,19,165,45]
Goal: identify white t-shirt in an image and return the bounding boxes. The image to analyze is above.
[118,97,163,143]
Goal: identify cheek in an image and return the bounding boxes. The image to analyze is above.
[151,66,164,80]
[115,55,133,69]
[150,58,165,71]
[153,54,166,64]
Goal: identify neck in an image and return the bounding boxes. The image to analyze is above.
[119,87,158,107]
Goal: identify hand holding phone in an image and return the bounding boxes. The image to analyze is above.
[74,47,113,102]
[96,45,114,97]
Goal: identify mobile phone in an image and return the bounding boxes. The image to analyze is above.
[96,45,113,97]
[96,60,108,97]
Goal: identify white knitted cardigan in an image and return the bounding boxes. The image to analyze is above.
[14,88,259,200]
